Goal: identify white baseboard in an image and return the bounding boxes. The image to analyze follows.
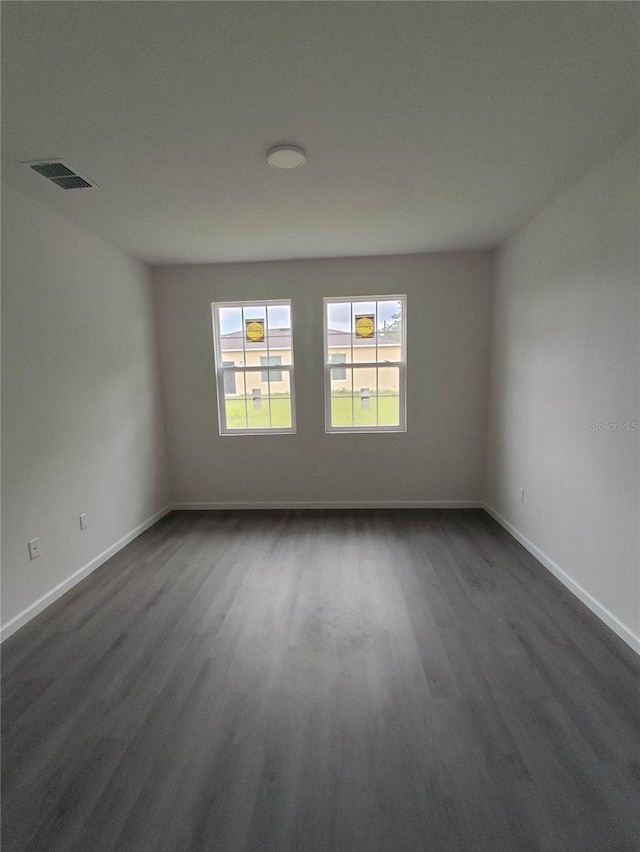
[172,500,484,510]
[482,503,640,656]
[0,504,173,643]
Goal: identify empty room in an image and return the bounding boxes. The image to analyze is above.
[1,2,639,851]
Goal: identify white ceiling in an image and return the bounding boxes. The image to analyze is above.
[2,1,638,265]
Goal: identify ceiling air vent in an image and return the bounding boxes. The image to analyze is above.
[23,159,97,189]
[51,175,92,190]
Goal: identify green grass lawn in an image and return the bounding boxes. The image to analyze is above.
[225,397,292,429]
[225,394,399,429]
[330,394,399,427]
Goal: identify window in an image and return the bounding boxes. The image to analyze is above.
[212,300,296,434]
[328,352,347,380]
[260,355,282,382]
[222,361,236,394]
[324,295,406,432]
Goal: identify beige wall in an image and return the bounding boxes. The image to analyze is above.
[485,134,639,650]
[153,251,493,506]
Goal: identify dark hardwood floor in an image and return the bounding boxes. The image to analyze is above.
[2,509,639,852]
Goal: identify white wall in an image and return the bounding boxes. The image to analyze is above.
[485,134,640,650]
[153,252,493,507]
[1,186,170,636]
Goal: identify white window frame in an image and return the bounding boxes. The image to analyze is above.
[212,299,296,436]
[323,294,407,434]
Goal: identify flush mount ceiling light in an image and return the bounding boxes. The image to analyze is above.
[267,144,306,170]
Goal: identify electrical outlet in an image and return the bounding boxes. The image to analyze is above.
[28,538,41,560]
[79,513,89,530]
[520,487,525,503]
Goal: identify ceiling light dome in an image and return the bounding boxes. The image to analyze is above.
[267,144,306,170]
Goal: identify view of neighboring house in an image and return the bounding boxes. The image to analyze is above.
[219,328,401,395]
[219,328,293,396]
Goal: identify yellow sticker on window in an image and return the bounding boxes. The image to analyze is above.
[355,314,375,339]
[245,319,265,343]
